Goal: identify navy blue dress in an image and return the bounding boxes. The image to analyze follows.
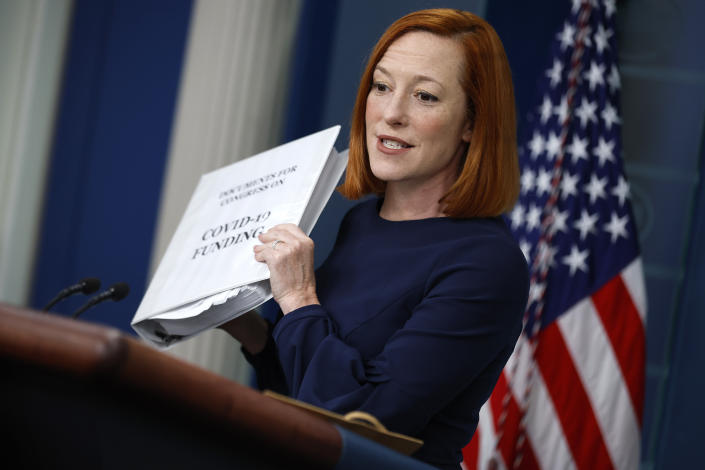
[247,199,529,469]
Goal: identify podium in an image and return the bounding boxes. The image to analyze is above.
[0,303,433,469]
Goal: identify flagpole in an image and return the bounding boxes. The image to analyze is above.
[491,1,594,468]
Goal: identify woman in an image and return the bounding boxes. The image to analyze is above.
[222,9,528,470]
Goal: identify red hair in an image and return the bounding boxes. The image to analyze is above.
[338,9,518,218]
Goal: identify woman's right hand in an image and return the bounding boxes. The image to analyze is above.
[218,310,269,354]
[253,224,320,315]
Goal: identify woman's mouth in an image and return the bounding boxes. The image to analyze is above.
[383,138,411,149]
[377,135,413,153]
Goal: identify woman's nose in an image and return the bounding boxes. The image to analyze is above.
[383,94,408,127]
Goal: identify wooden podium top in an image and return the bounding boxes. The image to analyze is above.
[0,303,341,468]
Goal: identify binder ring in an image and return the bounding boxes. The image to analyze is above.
[343,411,388,432]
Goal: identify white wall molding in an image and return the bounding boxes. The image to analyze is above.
[0,0,73,305]
[152,0,301,383]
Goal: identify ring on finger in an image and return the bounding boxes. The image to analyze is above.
[272,239,283,250]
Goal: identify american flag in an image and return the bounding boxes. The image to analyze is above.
[464,1,647,469]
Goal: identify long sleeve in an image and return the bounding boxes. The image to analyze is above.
[240,319,288,394]
[272,243,528,438]
[260,199,528,469]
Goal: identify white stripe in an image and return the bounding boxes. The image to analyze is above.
[502,337,520,384]
[558,299,641,470]
[474,404,506,470]
[0,0,71,304]
[505,333,533,398]
[621,257,647,324]
[477,336,575,470]
[473,335,524,470]
[526,368,577,470]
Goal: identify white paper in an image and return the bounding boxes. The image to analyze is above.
[132,126,346,347]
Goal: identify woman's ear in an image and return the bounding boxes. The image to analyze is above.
[461,122,472,143]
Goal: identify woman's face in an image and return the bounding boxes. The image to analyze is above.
[365,31,472,190]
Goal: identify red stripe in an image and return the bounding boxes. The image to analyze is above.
[490,373,520,466]
[591,274,646,424]
[536,323,614,470]
[514,433,541,470]
[475,373,541,470]
[463,429,479,469]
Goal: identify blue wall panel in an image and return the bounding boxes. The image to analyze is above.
[657,142,705,467]
[31,0,192,330]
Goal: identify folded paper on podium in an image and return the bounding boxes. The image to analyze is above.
[132,126,346,347]
[263,391,424,456]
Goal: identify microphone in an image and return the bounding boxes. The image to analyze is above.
[72,282,130,319]
[42,278,102,311]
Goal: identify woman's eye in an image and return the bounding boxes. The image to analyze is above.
[372,82,388,93]
[415,91,438,103]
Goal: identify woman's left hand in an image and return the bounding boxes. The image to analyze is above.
[254,224,320,315]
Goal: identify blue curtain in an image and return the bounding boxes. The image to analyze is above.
[30,0,193,330]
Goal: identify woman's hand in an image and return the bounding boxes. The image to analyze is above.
[254,224,320,315]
